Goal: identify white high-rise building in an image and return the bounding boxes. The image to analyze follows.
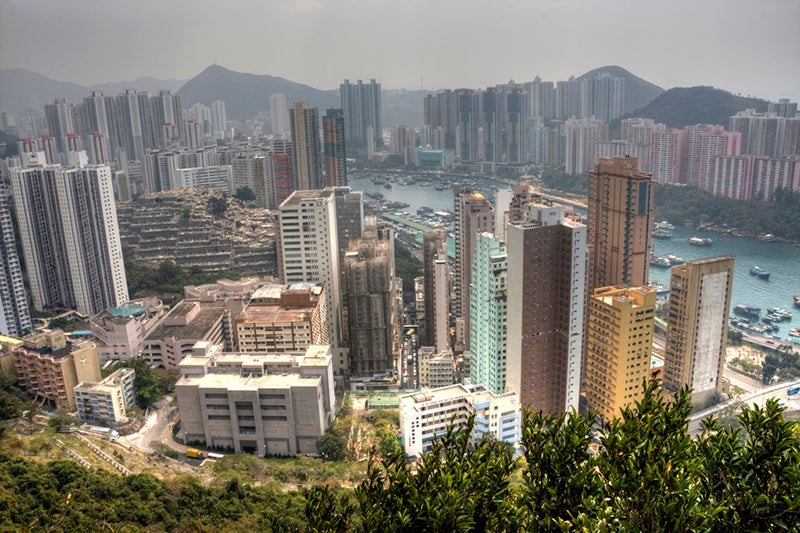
[9,152,128,316]
[0,179,32,337]
[276,189,344,373]
[269,93,290,136]
[211,100,227,141]
[562,117,608,176]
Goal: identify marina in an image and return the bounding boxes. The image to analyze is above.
[349,170,800,342]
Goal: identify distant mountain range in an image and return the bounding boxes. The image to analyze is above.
[0,65,776,131]
[0,68,184,113]
[176,65,339,121]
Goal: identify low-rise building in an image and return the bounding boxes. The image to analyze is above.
[234,283,329,352]
[12,330,101,412]
[140,301,227,369]
[399,383,520,458]
[89,298,165,363]
[74,367,136,426]
[175,342,335,455]
[418,346,455,389]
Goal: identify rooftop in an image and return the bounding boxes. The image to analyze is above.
[146,306,225,342]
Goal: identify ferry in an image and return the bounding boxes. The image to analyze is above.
[689,237,713,246]
[749,266,771,280]
[733,304,761,319]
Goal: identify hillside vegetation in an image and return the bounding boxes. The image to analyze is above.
[2,381,798,531]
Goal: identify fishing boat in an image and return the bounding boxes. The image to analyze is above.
[767,307,792,320]
[749,266,771,280]
[689,236,713,246]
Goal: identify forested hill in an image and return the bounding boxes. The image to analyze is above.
[615,86,769,130]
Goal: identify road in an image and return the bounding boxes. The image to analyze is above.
[123,396,187,454]
[687,378,800,435]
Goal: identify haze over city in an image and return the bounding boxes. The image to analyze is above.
[1,0,798,100]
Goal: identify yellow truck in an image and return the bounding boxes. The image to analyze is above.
[186,448,204,459]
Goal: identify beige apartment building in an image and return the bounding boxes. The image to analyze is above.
[13,330,101,412]
[584,286,656,421]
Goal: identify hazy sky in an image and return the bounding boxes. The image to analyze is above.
[1,0,798,101]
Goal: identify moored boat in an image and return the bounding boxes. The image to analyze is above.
[689,236,713,246]
[652,228,672,239]
[795,295,800,308]
[749,266,771,280]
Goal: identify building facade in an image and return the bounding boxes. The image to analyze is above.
[584,286,656,421]
[323,108,347,187]
[505,202,586,413]
[663,257,735,405]
[344,224,396,377]
[469,233,508,395]
[89,298,166,363]
[399,384,520,458]
[587,156,654,291]
[176,343,334,455]
[13,330,101,412]
[290,102,322,191]
[74,367,136,426]
[9,153,129,316]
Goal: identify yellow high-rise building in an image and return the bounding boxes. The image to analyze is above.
[584,286,656,421]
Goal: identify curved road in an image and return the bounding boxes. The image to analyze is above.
[688,378,800,435]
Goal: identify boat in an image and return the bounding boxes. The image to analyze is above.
[749,266,771,280]
[795,295,800,308]
[384,183,392,189]
[758,233,779,242]
[733,304,761,319]
[656,220,675,230]
[650,256,672,268]
[767,307,792,320]
[647,281,669,296]
[652,228,673,239]
[789,328,800,338]
[689,236,713,246]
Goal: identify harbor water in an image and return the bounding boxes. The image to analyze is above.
[350,170,800,340]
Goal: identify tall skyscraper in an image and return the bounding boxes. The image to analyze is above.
[272,138,294,206]
[650,128,688,184]
[276,189,343,372]
[0,180,32,337]
[562,117,608,176]
[340,79,383,151]
[682,124,741,188]
[469,233,508,394]
[584,286,656,421]
[587,156,654,291]
[44,98,77,153]
[290,102,322,191]
[210,100,227,140]
[269,93,290,136]
[663,257,735,405]
[344,222,395,377]
[422,229,449,352]
[454,187,494,352]
[323,109,347,187]
[505,202,586,413]
[10,152,128,316]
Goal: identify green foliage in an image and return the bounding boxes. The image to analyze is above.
[207,194,229,216]
[125,258,257,299]
[539,167,589,195]
[181,206,192,219]
[763,347,800,383]
[105,358,162,409]
[47,414,77,432]
[0,452,307,531]
[356,417,520,532]
[317,425,348,462]
[150,441,179,459]
[234,186,257,202]
[394,241,422,302]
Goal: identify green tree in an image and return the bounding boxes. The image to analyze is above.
[234,186,257,202]
[208,194,229,216]
[316,426,348,462]
[48,414,78,432]
[355,417,520,532]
